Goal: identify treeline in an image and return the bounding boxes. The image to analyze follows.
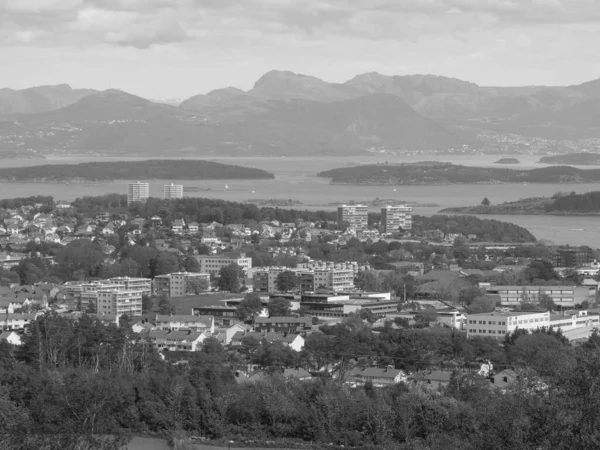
[0,160,275,182]
[318,163,600,185]
[413,215,537,242]
[549,190,600,212]
[3,313,600,448]
[0,195,54,209]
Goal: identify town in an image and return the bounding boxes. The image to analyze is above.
[1,186,600,448]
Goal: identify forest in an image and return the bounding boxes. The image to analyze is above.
[2,313,600,449]
[0,160,274,182]
[317,162,600,185]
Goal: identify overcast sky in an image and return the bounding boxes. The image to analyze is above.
[1,0,599,98]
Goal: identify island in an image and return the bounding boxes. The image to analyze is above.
[243,199,303,207]
[494,158,520,164]
[539,153,600,165]
[439,190,600,216]
[317,162,600,185]
[0,160,275,182]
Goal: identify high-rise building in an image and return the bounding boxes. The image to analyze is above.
[314,268,355,291]
[127,181,149,205]
[381,205,413,233]
[337,204,368,230]
[164,183,183,199]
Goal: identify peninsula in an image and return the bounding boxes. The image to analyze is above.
[317,162,600,185]
[440,190,600,216]
[538,153,600,165]
[494,158,520,164]
[0,160,275,183]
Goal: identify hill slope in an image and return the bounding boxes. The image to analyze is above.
[0,84,96,116]
[0,159,275,182]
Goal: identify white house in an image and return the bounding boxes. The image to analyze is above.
[155,314,215,334]
[148,330,207,352]
[0,313,37,330]
[346,367,407,387]
[0,331,22,346]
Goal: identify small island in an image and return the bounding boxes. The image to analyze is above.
[539,153,600,165]
[243,199,303,207]
[439,190,600,216]
[317,162,600,185]
[0,160,275,183]
[494,158,520,164]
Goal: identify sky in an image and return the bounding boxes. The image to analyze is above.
[1,0,599,99]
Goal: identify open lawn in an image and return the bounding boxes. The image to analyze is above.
[169,293,245,315]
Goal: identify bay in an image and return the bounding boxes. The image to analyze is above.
[1,154,599,245]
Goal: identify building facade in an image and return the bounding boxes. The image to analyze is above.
[554,247,594,267]
[337,205,368,230]
[195,252,253,275]
[154,272,210,297]
[96,289,143,317]
[381,205,413,233]
[127,181,149,205]
[466,311,551,339]
[484,285,593,308]
[163,183,183,199]
[314,268,355,291]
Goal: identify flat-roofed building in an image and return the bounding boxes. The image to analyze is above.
[148,330,207,352]
[484,285,593,308]
[192,305,239,327]
[253,316,312,333]
[466,311,551,339]
[337,204,368,230]
[106,277,152,297]
[154,272,210,297]
[195,252,252,276]
[127,181,149,205]
[314,268,355,291]
[163,183,183,199]
[97,289,143,317]
[381,205,412,233]
[155,314,215,334]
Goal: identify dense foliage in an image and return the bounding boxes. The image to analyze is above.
[318,162,600,185]
[0,160,274,182]
[3,314,600,449]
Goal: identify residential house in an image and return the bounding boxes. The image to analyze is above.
[230,331,305,351]
[346,367,407,387]
[148,330,207,352]
[253,316,312,333]
[155,314,215,334]
[172,219,185,234]
[0,313,37,330]
[490,369,518,391]
[0,331,22,346]
[188,222,199,233]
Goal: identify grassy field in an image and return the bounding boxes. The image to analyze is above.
[170,293,245,315]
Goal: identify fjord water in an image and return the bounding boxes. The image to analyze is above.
[2,154,600,245]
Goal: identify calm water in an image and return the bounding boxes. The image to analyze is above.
[1,154,600,245]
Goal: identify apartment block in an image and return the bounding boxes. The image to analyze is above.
[106,277,152,297]
[252,267,313,293]
[154,272,210,298]
[163,183,183,199]
[127,181,149,205]
[314,268,355,291]
[96,289,143,317]
[554,247,594,267]
[195,252,252,275]
[337,204,368,230]
[381,205,413,233]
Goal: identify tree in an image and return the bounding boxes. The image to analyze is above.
[158,295,175,314]
[538,290,556,311]
[218,263,244,292]
[151,252,180,277]
[187,277,209,295]
[237,293,264,320]
[142,294,153,313]
[267,297,291,317]
[275,271,297,292]
[481,197,491,206]
[355,271,380,292]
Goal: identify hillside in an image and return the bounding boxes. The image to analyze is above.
[317,162,600,185]
[440,190,600,216]
[0,89,463,155]
[539,153,600,165]
[0,84,96,116]
[0,160,274,182]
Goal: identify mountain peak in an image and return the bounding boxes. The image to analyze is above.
[253,70,321,89]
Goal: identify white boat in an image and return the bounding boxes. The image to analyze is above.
[225,184,229,190]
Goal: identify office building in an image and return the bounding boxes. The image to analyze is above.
[381,205,413,233]
[484,285,594,308]
[337,204,368,230]
[195,252,252,275]
[127,181,149,205]
[252,267,312,293]
[154,272,210,298]
[466,311,551,339]
[96,289,143,317]
[163,183,183,200]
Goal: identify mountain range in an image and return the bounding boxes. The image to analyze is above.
[1,70,599,156]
